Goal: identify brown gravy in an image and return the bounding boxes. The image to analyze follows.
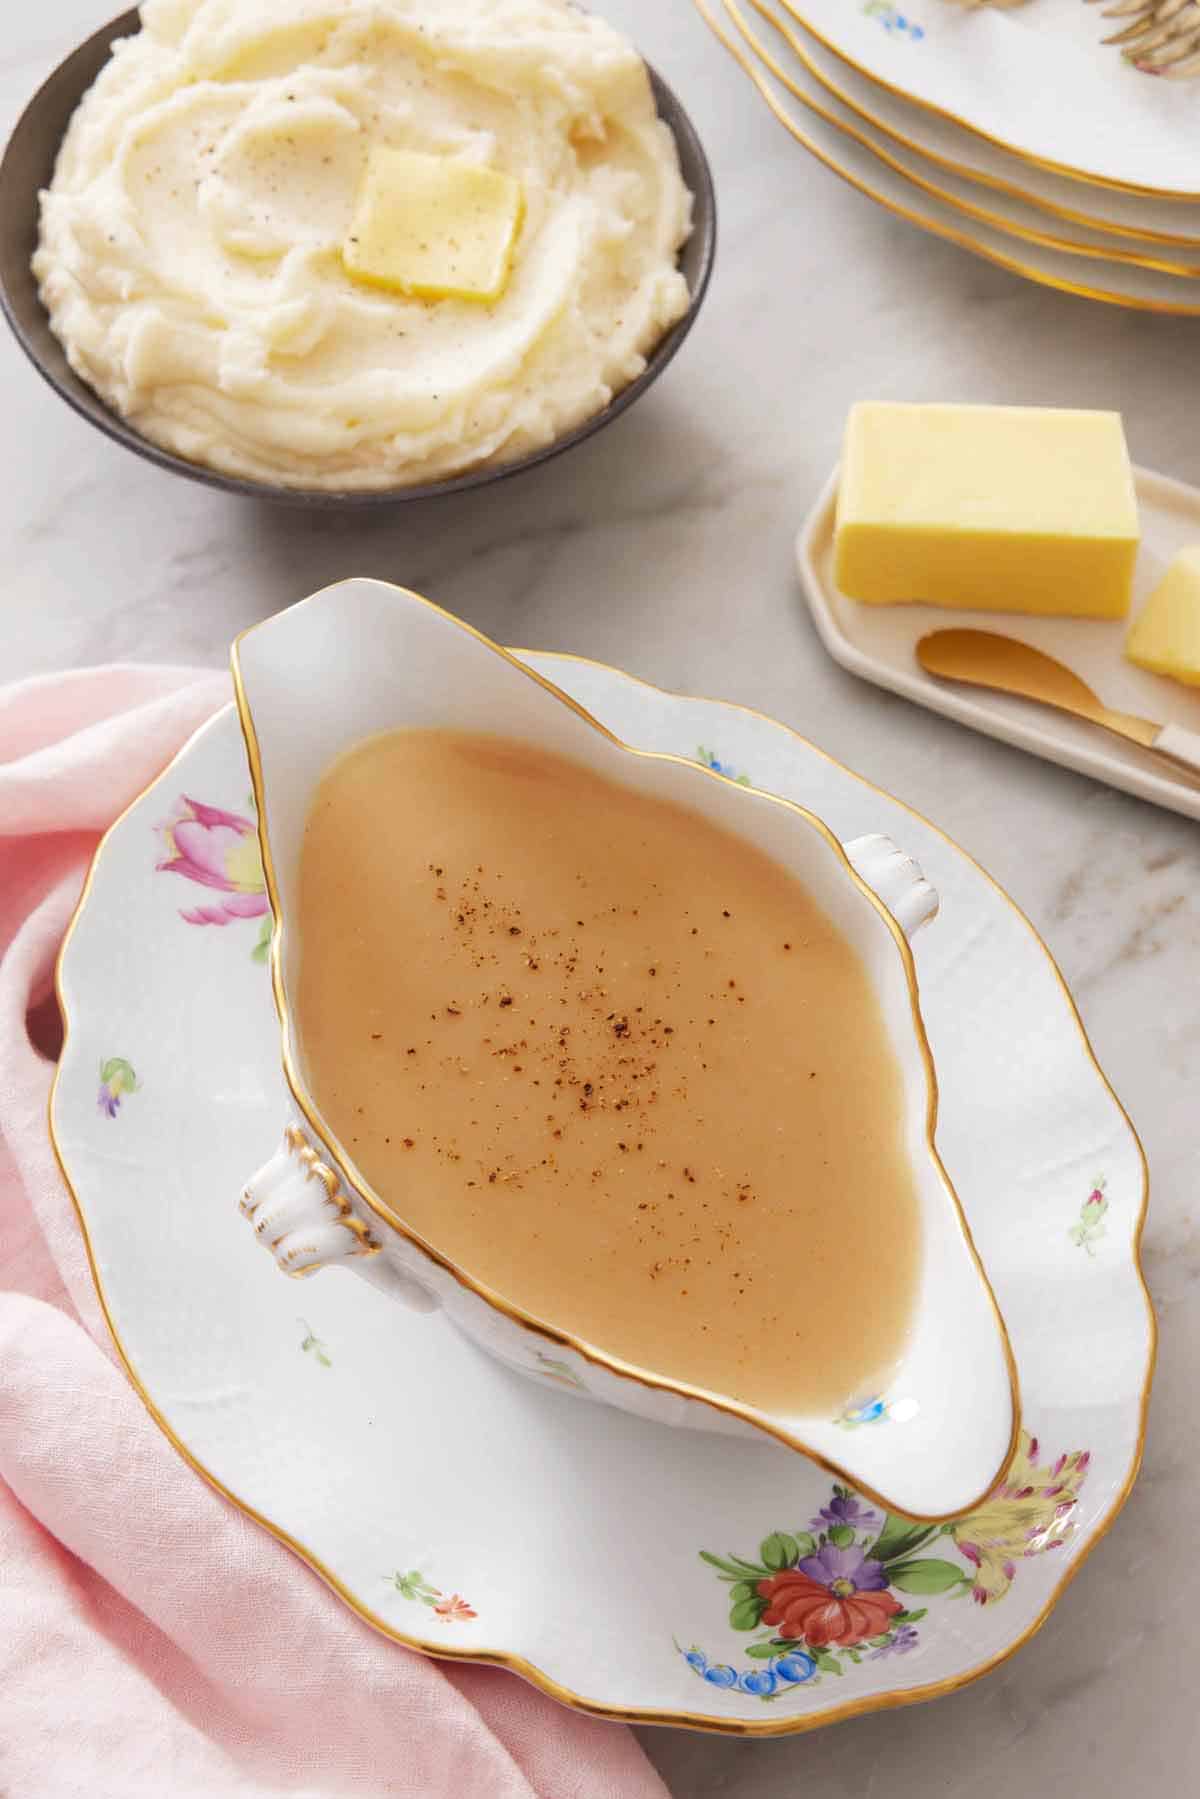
[296,730,921,1415]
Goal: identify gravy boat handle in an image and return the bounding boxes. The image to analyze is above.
[842,833,939,941]
[237,834,938,1305]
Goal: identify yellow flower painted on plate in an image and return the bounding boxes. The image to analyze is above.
[951,1432,1090,1604]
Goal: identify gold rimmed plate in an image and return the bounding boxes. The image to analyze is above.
[760,0,1200,248]
[50,651,1152,1734]
[712,0,1200,284]
[766,0,1200,199]
[695,0,1200,312]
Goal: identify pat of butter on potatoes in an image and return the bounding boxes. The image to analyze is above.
[834,403,1140,618]
[1125,547,1200,686]
[343,148,523,304]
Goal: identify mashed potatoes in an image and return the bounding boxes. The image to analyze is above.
[34,0,694,490]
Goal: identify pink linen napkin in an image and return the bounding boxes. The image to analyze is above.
[0,665,669,1799]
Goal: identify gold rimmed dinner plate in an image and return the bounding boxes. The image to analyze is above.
[693,0,1200,313]
[50,656,1153,1736]
[767,0,1200,200]
[715,0,1200,283]
[762,0,1200,250]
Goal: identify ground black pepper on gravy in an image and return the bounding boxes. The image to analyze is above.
[297,730,921,1414]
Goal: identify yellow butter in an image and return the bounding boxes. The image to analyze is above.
[343,148,523,304]
[834,403,1140,618]
[1125,547,1200,686]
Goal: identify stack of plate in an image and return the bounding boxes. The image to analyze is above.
[695,0,1200,312]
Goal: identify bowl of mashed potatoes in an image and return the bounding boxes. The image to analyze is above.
[1,1,714,503]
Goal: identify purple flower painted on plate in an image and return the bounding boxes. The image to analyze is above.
[156,797,269,930]
[798,1543,889,1594]
[97,1057,138,1117]
[810,1492,878,1534]
[869,1623,921,1659]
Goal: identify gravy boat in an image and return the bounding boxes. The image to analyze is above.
[233,580,1018,1520]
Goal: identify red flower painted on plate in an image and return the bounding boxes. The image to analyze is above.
[156,796,268,926]
[433,1593,477,1623]
[758,1545,903,1648]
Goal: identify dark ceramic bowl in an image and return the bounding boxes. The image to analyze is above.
[0,9,715,508]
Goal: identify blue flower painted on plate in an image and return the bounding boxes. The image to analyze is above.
[739,1667,778,1696]
[862,0,926,41]
[696,745,751,785]
[835,1395,889,1429]
[702,1661,738,1688]
[775,1651,819,1683]
[679,1643,818,1698]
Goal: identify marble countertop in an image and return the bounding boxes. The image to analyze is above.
[5,3,1197,1793]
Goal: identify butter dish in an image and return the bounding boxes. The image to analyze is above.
[798,462,1200,824]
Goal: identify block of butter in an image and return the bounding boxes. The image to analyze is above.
[834,403,1140,618]
[1125,546,1200,686]
[343,148,523,304]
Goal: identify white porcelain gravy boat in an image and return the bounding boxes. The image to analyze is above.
[233,580,1018,1520]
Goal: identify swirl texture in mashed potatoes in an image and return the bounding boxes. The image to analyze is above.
[34,0,694,489]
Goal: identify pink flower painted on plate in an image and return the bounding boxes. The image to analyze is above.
[156,796,271,956]
[1069,1176,1109,1254]
[433,1593,477,1624]
[388,1569,478,1623]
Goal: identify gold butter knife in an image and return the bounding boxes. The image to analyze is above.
[915,628,1200,781]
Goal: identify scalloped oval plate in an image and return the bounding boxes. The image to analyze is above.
[51,652,1154,1735]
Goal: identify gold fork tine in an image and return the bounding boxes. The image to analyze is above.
[1161,40,1200,66]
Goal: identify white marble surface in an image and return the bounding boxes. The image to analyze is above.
[4,3,1198,1793]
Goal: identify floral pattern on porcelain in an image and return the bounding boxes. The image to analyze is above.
[695,746,750,785]
[97,1057,139,1117]
[387,1569,477,1623]
[834,1396,889,1429]
[1070,1177,1109,1254]
[862,0,926,41]
[299,1319,331,1367]
[832,1394,919,1430]
[156,795,271,958]
[688,1431,1089,1698]
[533,1351,586,1390]
[50,665,1155,1734]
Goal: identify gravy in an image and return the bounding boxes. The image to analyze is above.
[297,730,922,1416]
